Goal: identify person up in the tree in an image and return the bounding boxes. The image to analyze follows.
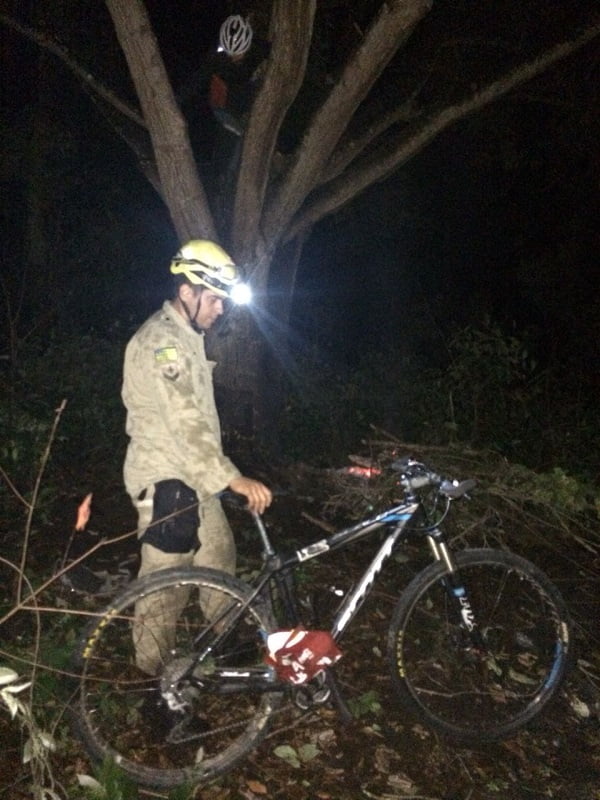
[208,15,269,136]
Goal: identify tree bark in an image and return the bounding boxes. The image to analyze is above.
[104,0,215,242]
[263,0,433,241]
[232,0,316,261]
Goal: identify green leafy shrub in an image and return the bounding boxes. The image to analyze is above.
[277,320,599,478]
[275,353,393,463]
[1,332,127,526]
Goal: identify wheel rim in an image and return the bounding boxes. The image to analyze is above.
[76,575,279,787]
[393,554,570,739]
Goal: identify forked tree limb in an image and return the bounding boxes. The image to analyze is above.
[286,18,600,240]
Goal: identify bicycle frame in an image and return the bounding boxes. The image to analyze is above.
[184,494,476,691]
[271,500,422,638]
[209,498,445,646]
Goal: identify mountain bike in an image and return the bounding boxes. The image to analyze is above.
[72,458,572,789]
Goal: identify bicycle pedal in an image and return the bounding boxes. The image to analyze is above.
[313,686,331,704]
[293,683,331,710]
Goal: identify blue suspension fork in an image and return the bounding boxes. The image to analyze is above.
[426,529,487,652]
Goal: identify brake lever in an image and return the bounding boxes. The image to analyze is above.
[440,479,477,499]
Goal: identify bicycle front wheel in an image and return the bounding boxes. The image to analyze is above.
[387,549,572,743]
[72,566,281,789]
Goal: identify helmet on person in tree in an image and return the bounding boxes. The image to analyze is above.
[218,15,253,57]
[170,240,250,303]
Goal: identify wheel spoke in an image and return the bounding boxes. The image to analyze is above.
[73,567,280,789]
[388,550,571,742]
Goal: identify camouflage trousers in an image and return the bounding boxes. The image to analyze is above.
[132,488,236,675]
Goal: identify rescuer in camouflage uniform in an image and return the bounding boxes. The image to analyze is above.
[122,239,272,674]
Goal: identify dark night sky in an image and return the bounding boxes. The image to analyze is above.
[293,95,599,370]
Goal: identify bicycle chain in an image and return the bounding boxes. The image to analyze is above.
[168,685,330,745]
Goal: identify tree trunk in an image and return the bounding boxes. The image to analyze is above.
[105,0,215,242]
[231,0,316,258]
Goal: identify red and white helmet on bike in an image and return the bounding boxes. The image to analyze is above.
[218,15,253,57]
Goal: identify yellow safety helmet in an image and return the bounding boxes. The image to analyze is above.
[170,240,246,300]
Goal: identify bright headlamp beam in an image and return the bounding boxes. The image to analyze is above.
[230,283,252,305]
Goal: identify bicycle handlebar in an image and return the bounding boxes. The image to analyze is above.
[391,457,476,500]
[220,489,251,509]
[221,459,475,515]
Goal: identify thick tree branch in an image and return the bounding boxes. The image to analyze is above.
[286,19,600,241]
[0,12,146,129]
[232,0,315,259]
[105,0,215,242]
[264,0,433,242]
[0,10,163,194]
[321,94,421,183]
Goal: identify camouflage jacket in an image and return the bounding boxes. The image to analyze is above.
[122,300,241,501]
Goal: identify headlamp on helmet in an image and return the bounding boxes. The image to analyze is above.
[170,239,252,305]
[229,282,252,305]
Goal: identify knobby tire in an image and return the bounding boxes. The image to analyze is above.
[387,548,572,743]
[72,566,281,789]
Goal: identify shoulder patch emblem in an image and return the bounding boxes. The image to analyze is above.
[155,346,180,380]
[154,346,178,363]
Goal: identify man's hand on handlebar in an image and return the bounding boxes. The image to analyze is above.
[228,476,272,514]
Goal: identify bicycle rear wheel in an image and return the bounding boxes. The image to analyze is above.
[72,566,281,789]
[387,548,572,743]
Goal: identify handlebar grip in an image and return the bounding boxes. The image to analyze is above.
[406,475,435,490]
[220,490,249,509]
